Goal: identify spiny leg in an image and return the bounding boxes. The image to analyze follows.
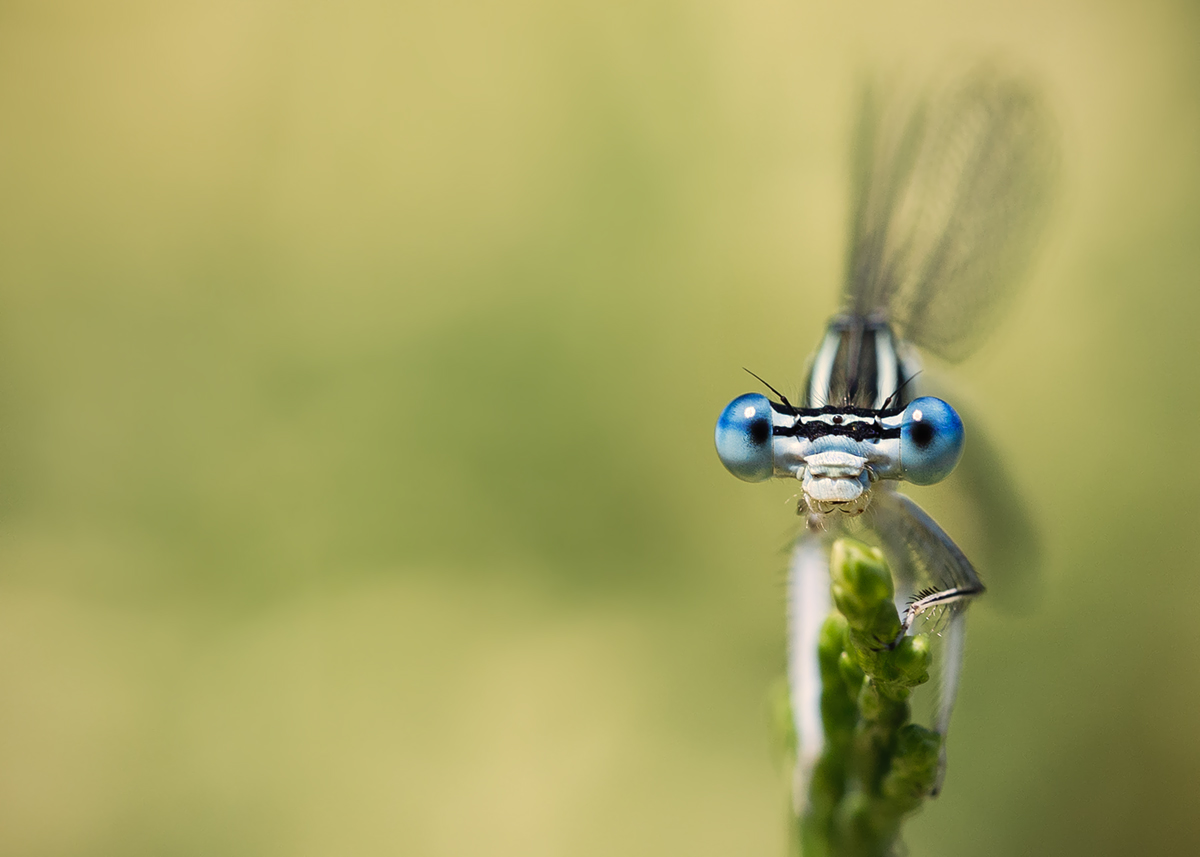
[893,581,983,646]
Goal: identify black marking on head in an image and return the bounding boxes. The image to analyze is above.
[773,416,902,441]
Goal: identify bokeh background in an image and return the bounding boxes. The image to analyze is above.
[0,1,1196,855]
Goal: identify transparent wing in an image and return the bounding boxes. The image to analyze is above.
[863,488,983,622]
[843,66,1058,362]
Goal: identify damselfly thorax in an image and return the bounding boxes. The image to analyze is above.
[804,314,919,411]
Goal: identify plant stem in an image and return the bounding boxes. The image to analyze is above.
[789,538,942,857]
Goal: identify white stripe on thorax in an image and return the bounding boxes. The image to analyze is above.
[807,328,841,407]
[873,327,898,409]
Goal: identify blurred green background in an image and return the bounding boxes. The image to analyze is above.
[0,1,1196,855]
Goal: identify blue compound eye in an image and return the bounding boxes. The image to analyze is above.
[899,396,965,485]
[715,393,775,482]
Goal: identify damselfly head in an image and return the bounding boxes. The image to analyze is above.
[715,391,966,506]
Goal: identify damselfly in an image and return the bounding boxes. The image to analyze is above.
[715,69,1056,805]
